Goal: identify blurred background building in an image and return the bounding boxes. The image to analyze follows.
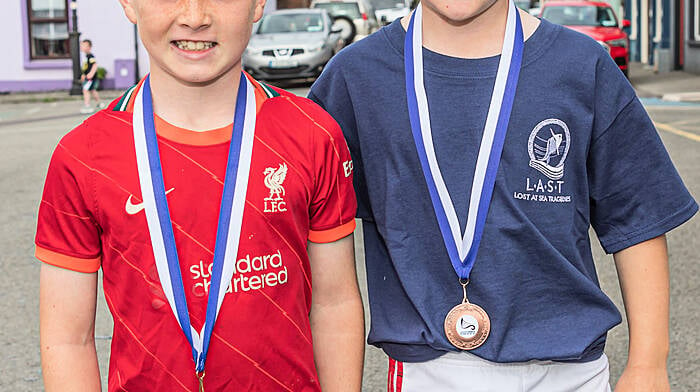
[624,0,700,73]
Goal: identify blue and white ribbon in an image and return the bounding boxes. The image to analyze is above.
[132,73,256,372]
[404,1,524,279]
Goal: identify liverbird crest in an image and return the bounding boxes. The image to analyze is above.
[264,163,288,201]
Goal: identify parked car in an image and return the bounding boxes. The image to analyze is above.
[372,0,411,26]
[310,0,380,43]
[540,1,630,76]
[243,9,343,81]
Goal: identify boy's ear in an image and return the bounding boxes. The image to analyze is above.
[252,0,267,23]
[118,0,138,24]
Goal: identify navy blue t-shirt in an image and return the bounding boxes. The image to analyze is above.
[309,18,697,363]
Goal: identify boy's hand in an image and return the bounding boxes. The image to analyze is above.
[81,75,85,82]
[615,365,669,392]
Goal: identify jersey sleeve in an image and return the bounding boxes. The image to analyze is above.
[35,137,102,273]
[306,102,357,243]
[588,55,698,254]
[309,62,373,221]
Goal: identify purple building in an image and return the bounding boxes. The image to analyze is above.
[1,0,149,93]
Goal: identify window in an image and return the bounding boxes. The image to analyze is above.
[541,6,618,27]
[27,0,70,59]
[258,13,325,34]
[312,3,362,20]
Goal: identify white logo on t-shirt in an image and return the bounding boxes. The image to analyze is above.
[343,160,353,178]
[513,119,572,204]
[264,163,288,213]
[125,188,175,215]
[527,118,570,180]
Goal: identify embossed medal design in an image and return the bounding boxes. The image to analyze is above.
[444,301,491,350]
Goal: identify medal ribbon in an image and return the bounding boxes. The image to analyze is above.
[404,1,523,279]
[132,72,256,373]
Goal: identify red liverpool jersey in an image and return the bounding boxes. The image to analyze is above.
[35,77,356,391]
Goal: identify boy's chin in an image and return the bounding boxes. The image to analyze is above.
[166,67,237,86]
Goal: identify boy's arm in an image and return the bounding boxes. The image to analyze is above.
[613,235,670,392]
[40,263,101,392]
[308,234,365,392]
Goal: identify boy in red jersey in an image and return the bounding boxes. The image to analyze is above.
[35,0,364,391]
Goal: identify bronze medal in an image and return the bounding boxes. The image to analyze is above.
[444,279,490,350]
[444,301,490,350]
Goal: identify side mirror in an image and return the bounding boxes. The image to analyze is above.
[622,19,631,28]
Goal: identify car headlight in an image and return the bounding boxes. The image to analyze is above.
[307,42,325,53]
[605,38,628,48]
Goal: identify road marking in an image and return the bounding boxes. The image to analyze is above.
[25,107,40,115]
[667,119,700,126]
[654,122,700,142]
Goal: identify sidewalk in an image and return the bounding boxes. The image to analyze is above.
[629,62,700,102]
[0,89,122,105]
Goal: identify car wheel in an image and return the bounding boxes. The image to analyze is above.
[332,15,356,45]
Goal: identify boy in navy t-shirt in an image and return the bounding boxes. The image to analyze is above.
[310,0,697,390]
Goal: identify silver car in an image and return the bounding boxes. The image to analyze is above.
[243,9,343,81]
[310,0,380,43]
[372,0,410,26]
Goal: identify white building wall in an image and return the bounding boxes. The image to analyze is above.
[0,0,69,81]
[77,0,144,82]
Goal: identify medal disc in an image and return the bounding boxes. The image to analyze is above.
[444,302,490,350]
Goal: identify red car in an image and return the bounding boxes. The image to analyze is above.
[540,1,630,76]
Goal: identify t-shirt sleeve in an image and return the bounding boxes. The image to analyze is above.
[35,139,102,273]
[309,63,373,221]
[588,55,698,254]
[307,104,358,243]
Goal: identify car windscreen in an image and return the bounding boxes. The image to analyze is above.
[372,0,404,10]
[257,13,325,34]
[313,3,362,19]
[541,5,618,27]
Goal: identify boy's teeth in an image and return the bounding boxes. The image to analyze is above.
[175,41,214,51]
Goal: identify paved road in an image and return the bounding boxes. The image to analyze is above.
[1,92,698,391]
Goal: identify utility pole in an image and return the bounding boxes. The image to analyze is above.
[134,24,140,85]
[68,0,82,95]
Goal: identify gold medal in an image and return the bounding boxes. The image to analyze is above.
[444,280,490,350]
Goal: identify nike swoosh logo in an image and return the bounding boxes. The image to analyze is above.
[125,188,175,215]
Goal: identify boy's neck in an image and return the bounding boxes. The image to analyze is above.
[402,2,539,59]
[148,66,243,132]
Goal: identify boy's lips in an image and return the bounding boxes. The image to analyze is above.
[172,40,217,51]
[170,40,218,59]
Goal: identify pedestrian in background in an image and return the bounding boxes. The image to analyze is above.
[310,0,697,390]
[80,39,105,113]
[35,0,365,390]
